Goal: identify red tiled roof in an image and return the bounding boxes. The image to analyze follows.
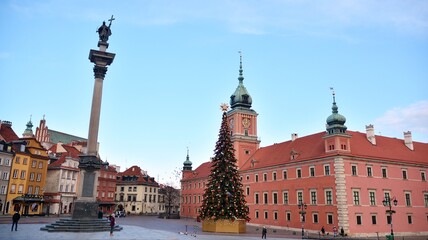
[240,130,428,171]
[117,165,158,185]
[183,161,213,180]
[48,144,80,168]
[186,131,428,174]
[0,122,19,142]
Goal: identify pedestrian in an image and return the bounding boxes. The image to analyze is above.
[109,213,115,236]
[321,226,325,236]
[261,226,267,239]
[11,211,21,231]
[340,227,345,237]
[333,226,337,237]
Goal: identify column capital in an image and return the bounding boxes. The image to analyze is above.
[93,65,108,79]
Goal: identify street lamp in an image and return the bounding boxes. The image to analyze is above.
[298,202,307,239]
[382,196,398,238]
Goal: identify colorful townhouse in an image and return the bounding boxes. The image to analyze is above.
[115,165,163,215]
[180,58,428,237]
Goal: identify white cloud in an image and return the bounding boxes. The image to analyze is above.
[375,100,428,142]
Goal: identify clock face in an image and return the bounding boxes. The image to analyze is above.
[242,118,250,128]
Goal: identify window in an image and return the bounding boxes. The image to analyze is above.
[5,158,11,166]
[36,173,42,181]
[246,175,249,180]
[264,211,268,219]
[297,169,302,178]
[23,158,28,165]
[65,185,69,192]
[297,191,303,204]
[356,215,362,225]
[286,212,291,221]
[255,210,259,219]
[283,191,289,205]
[35,186,40,195]
[325,190,332,205]
[255,193,259,204]
[422,172,426,181]
[324,165,330,176]
[367,167,372,177]
[353,190,360,205]
[405,192,411,206]
[263,192,268,204]
[13,169,18,179]
[2,171,9,180]
[128,187,132,191]
[283,170,287,180]
[60,185,63,192]
[32,160,37,168]
[369,191,376,206]
[311,191,317,205]
[424,194,428,207]
[402,170,408,180]
[408,215,413,224]
[20,170,26,179]
[133,186,137,192]
[273,211,278,220]
[273,192,278,204]
[351,165,357,176]
[255,174,259,182]
[18,184,23,194]
[246,186,250,196]
[382,168,387,178]
[272,172,277,181]
[10,184,16,193]
[313,213,318,223]
[15,156,20,164]
[263,173,267,181]
[371,215,377,225]
[0,185,7,194]
[29,172,35,181]
[38,161,43,169]
[310,167,315,177]
[327,213,334,224]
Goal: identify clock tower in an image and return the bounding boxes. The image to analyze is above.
[227,53,260,169]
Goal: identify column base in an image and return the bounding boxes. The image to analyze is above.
[72,201,99,219]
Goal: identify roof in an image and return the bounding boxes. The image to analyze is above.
[240,130,428,171]
[48,144,81,168]
[184,130,428,177]
[47,129,86,144]
[0,121,19,142]
[117,165,158,186]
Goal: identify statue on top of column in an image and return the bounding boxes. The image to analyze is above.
[97,15,115,43]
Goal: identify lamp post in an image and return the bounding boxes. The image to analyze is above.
[382,196,398,238]
[298,202,307,239]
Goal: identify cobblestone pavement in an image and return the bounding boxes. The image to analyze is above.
[0,215,427,240]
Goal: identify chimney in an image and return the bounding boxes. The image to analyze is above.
[404,131,414,150]
[365,124,376,145]
[291,133,298,141]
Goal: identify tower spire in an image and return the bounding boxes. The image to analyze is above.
[183,147,192,171]
[23,115,34,137]
[238,51,244,83]
[326,88,347,135]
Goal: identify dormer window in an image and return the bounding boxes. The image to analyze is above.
[290,149,299,160]
[242,95,249,103]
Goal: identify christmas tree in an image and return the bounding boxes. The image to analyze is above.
[198,104,250,222]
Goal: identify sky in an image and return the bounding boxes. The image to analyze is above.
[1,0,427,188]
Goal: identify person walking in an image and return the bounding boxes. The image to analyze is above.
[321,226,325,237]
[109,213,116,236]
[333,226,337,237]
[261,226,267,239]
[11,211,21,231]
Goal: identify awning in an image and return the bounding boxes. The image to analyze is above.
[13,195,44,203]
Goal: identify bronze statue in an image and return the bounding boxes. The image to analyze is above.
[97,15,114,42]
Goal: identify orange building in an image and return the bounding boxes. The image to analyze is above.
[180,59,428,237]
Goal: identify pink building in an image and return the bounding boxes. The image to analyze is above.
[181,59,428,237]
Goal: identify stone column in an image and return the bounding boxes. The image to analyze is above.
[72,39,115,220]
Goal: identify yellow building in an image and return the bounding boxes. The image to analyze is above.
[6,138,49,215]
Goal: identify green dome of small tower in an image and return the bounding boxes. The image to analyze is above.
[326,91,347,135]
[183,148,192,171]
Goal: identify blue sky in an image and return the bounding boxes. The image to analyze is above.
[1,0,427,187]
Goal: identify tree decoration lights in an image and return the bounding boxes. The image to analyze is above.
[198,105,250,222]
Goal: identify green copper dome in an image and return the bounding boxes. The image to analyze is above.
[230,54,252,109]
[183,148,192,171]
[326,93,347,135]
